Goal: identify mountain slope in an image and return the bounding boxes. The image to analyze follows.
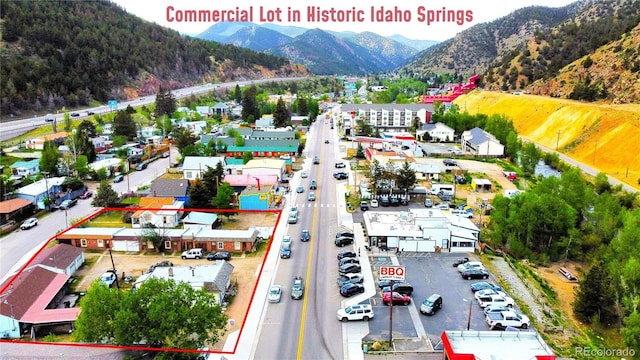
[526,22,640,104]
[339,32,419,68]
[482,0,640,99]
[400,5,574,77]
[264,29,397,75]
[0,1,296,116]
[387,35,438,52]
[225,25,292,52]
[196,21,255,42]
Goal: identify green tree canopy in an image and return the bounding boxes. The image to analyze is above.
[189,178,213,209]
[212,182,235,209]
[241,85,259,122]
[155,85,177,117]
[273,97,289,128]
[39,140,59,175]
[172,127,198,154]
[74,277,227,352]
[91,180,120,207]
[113,110,137,140]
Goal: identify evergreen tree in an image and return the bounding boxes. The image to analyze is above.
[39,140,59,175]
[396,161,417,193]
[188,178,213,209]
[201,163,225,199]
[171,127,198,153]
[573,261,619,325]
[77,119,97,138]
[241,86,259,122]
[234,84,242,103]
[273,97,289,128]
[297,97,308,116]
[75,130,97,163]
[155,85,176,117]
[112,110,137,140]
[212,182,235,209]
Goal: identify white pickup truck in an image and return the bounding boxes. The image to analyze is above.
[486,311,530,330]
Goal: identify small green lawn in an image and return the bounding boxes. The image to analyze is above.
[85,211,129,228]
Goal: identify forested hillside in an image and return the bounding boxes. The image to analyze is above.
[0,0,295,117]
[483,0,640,100]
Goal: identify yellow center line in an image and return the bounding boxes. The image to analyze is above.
[297,123,326,359]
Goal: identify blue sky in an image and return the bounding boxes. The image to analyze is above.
[111,0,577,41]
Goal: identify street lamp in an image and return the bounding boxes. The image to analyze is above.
[463,298,473,331]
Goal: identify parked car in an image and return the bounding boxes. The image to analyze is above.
[360,201,369,211]
[420,294,443,315]
[336,230,354,238]
[477,294,515,308]
[161,152,170,158]
[340,283,365,297]
[338,263,361,276]
[452,257,470,267]
[59,199,78,210]
[291,277,305,300]
[336,304,374,322]
[483,305,513,316]
[458,261,485,273]
[380,197,390,207]
[381,282,414,296]
[382,291,411,306]
[282,235,292,247]
[268,285,282,303]
[338,257,360,267]
[135,162,148,171]
[79,190,93,199]
[207,252,231,261]
[113,174,124,183]
[335,236,354,247]
[20,218,38,230]
[337,250,356,260]
[424,198,433,208]
[474,289,507,300]
[370,199,379,207]
[181,248,203,259]
[70,112,80,117]
[336,274,364,287]
[100,270,117,288]
[461,268,490,280]
[470,282,503,293]
[486,311,529,330]
[324,140,330,144]
[390,197,400,206]
[300,229,310,242]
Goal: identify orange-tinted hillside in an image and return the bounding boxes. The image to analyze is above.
[454,91,640,191]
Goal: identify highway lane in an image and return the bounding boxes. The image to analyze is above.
[255,118,346,359]
[0,77,307,142]
[0,145,178,284]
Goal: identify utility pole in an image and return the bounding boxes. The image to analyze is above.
[556,130,562,151]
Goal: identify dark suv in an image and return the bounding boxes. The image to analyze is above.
[335,236,354,247]
[381,282,414,296]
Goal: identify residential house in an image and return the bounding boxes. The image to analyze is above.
[212,102,229,116]
[0,266,80,339]
[10,159,40,178]
[181,212,221,232]
[460,127,505,157]
[409,163,444,181]
[362,209,479,253]
[88,158,124,178]
[133,262,235,306]
[254,117,274,129]
[130,197,185,228]
[15,177,65,210]
[0,198,34,225]
[182,156,226,180]
[251,130,296,140]
[149,178,190,204]
[90,136,108,153]
[139,126,157,139]
[290,116,309,125]
[111,228,187,252]
[178,120,207,135]
[196,106,212,117]
[419,122,455,142]
[29,244,85,277]
[26,132,68,150]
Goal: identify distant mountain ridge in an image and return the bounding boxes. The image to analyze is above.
[195,22,436,74]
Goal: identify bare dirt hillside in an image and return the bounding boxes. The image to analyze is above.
[455,91,640,191]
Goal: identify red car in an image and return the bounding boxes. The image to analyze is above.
[382,291,411,306]
[79,190,93,199]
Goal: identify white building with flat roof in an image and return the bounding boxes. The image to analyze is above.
[441,330,556,359]
[362,209,479,253]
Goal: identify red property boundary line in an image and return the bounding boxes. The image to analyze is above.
[0,207,283,357]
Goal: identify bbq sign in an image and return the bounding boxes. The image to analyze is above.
[379,266,406,281]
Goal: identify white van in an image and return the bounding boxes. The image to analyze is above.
[181,248,203,259]
[428,184,455,195]
[336,304,374,321]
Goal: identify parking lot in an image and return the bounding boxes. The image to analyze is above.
[362,252,531,348]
